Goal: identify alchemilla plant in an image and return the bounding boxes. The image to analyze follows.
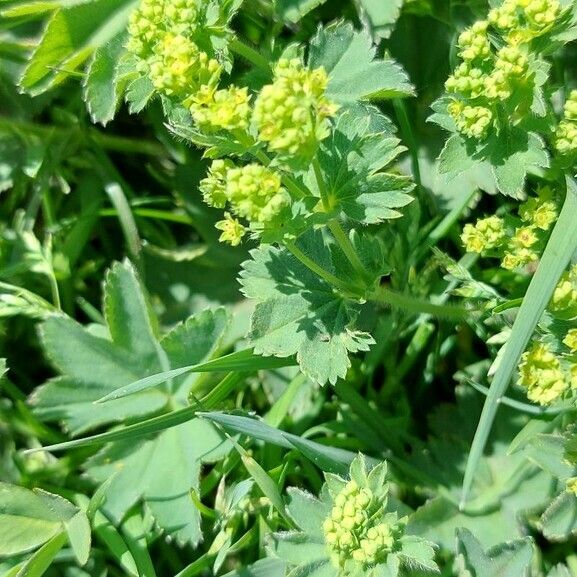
[2,0,577,576]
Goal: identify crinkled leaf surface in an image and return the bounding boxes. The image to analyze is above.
[31,261,231,545]
[239,231,374,385]
[308,21,414,103]
[455,528,533,577]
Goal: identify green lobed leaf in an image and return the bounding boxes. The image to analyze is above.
[239,232,374,385]
[315,118,414,224]
[308,21,414,103]
[539,492,577,541]
[83,33,135,125]
[31,261,233,546]
[356,0,404,39]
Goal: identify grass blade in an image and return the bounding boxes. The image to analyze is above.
[95,348,296,404]
[460,177,577,507]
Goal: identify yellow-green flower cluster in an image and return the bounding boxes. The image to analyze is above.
[518,342,573,405]
[215,213,246,246]
[127,0,222,101]
[446,0,563,140]
[501,225,540,270]
[448,102,493,139]
[461,216,506,253]
[461,189,557,270]
[190,86,251,132]
[555,91,577,155]
[322,480,397,567]
[200,160,290,244]
[489,0,561,35]
[253,59,338,158]
[518,186,557,230]
[550,265,577,318]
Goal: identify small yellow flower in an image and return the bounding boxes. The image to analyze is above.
[461,216,505,253]
[518,342,568,405]
[215,213,246,246]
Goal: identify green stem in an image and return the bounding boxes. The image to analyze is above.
[285,240,360,298]
[230,38,271,73]
[328,220,370,283]
[369,285,468,320]
[312,157,330,210]
[47,271,61,310]
[312,157,370,283]
[393,99,436,215]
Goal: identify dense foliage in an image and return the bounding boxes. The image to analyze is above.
[2,0,577,576]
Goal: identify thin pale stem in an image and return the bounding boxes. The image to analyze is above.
[369,285,468,320]
[328,220,370,284]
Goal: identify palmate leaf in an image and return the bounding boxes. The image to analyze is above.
[406,387,553,550]
[30,260,231,546]
[308,21,414,103]
[314,113,414,224]
[239,231,374,385]
[434,115,549,199]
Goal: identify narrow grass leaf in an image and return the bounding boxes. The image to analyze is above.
[16,533,67,577]
[461,177,577,507]
[96,348,295,403]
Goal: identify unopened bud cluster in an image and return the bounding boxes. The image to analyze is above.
[518,342,577,405]
[446,0,563,140]
[461,188,557,270]
[555,91,577,155]
[127,0,222,101]
[322,480,398,567]
[200,160,290,245]
[253,59,338,159]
